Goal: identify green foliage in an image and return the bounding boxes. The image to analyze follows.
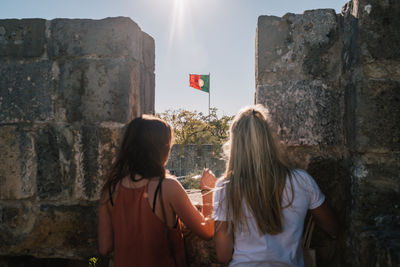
[180,169,201,189]
[157,108,233,147]
[88,257,98,267]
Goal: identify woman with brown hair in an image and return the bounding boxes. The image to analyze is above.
[98,115,216,267]
[213,105,339,266]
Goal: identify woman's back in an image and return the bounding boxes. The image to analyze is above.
[111,179,185,267]
[213,169,325,267]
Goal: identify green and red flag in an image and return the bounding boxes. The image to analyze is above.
[189,74,210,93]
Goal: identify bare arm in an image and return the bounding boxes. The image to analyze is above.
[214,221,234,263]
[98,193,114,256]
[310,201,339,238]
[165,169,216,240]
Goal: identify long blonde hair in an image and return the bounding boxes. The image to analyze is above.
[223,105,292,235]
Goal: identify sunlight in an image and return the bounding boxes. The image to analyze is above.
[168,0,186,49]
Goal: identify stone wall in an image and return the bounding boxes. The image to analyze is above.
[342,1,400,266]
[0,17,154,262]
[256,0,399,266]
[166,144,226,178]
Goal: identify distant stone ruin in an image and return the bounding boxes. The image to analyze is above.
[256,0,399,266]
[166,144,226,178]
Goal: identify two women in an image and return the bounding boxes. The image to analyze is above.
[98,105,338,266]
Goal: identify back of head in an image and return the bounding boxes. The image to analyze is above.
[103,115,173,195]
[223,105,291,235]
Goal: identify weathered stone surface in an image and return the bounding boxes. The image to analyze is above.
[255,2,400,266]
[57,58,140,123]
[349,153,400,266]
[256,9,342,86]
[166,144,226,178]
[351,154,400,224]
[0,61,55,123]
[0,126,35,200]
[257,80,343,145]
[35,124,76,200]
[0,202,37,248]
[0,203,98,259]
[256,15,290,84]
[74,124,123,201]
[356,0,400,61]
[353,80,400,152]
[142,32,155,72]
[183,228,226,267]
[0,19,46,58]
[0,16,155,263]
[140,68,155,115]
[48,17,143,61]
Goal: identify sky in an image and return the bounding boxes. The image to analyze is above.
[1,0,345,116]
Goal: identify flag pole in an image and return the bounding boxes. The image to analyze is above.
[208,72,210,120]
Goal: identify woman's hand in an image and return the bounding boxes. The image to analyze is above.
[200,168,216,191]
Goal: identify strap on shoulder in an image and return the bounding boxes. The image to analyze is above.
[109,182,114,206]
[152,178,163,212]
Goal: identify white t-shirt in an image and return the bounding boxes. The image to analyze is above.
[213,169,325,267]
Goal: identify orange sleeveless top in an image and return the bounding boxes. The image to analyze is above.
[111,183,186,267]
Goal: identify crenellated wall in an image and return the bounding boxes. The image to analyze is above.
[1,0,399,265]
[256,0,399,266]
[0,17,155,263]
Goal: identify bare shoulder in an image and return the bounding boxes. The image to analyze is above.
[163,177,184,191]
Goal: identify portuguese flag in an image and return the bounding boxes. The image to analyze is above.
[189,74,210,93]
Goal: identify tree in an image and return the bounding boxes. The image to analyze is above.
[156,108,233,147]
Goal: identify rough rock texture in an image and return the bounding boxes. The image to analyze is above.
[342,0,400,266]
[256,1,399,266]
[166,144,226,178]
[0,17,154,263]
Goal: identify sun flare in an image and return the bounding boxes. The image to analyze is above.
[168,0,187,48]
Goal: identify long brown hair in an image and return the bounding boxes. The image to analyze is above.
[222,105,293,235]
[102,115,173,199]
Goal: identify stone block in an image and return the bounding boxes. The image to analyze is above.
[356,0,400,61]
[182,145,199,174]
[48,17,143,61]
[183,228,222,266]
[256,10,342,86]
[0,126,35,200]
[74,124,123,201]
[142,32,155,72]
[35,124,77,200]
[57,57,140,123]
[166,144,183,176]
[256,80,343,145]
[0,202,37,249]
[354,80,400,152]
[0,19,46,58]
[0,203,98,259]
[0,61,55,123]
[140,68,155,115]
[351,155,400,225]
[256,15,290,85]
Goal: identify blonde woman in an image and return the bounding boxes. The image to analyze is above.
[213,105,339,266]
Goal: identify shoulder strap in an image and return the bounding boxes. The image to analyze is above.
[109,182,114,206]
[153,178,163,212]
